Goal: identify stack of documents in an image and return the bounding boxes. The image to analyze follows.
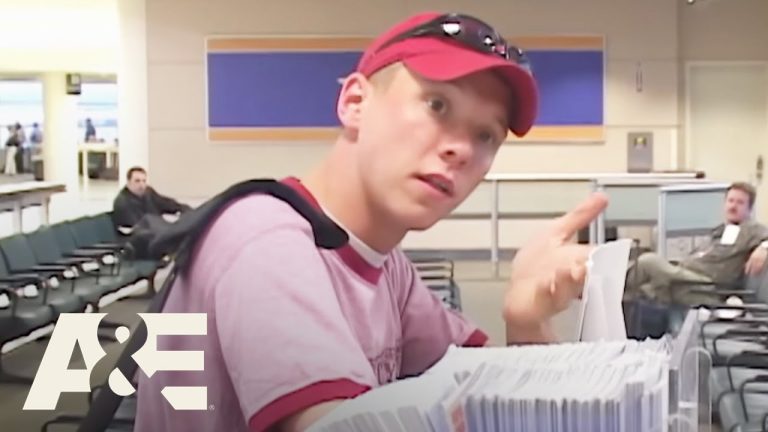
[309,339,672,432]
[309,239,667,431]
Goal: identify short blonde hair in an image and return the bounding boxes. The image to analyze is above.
[367,62,403,91]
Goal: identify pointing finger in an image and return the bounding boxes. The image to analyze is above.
[551,193,609,242]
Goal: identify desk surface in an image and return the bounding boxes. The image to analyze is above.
[595,178,713,187]
[660,182,731,192]
[79,143,119,152]
[0,181,66,197]
[484,172,702,182]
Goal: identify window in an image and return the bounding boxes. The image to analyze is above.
[78,81,118,143]
[0,79,43,146]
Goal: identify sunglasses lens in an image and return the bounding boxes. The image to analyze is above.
[380,14,530,69]
[449,16,511,59]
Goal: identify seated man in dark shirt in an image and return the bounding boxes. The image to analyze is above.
[626,182,768,304]
[112,166,191,234]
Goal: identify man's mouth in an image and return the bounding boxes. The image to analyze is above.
[417,174,455,197]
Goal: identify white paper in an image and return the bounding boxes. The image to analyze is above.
[720,224,740,245]
[578,239,633,342]
[308,373,457,432]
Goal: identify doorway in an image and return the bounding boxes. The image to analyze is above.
[687,62,768,220]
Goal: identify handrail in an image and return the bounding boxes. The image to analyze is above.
[660,182,731,193]
[484,172,702,182]
[482,172,704,276]
[594,178,711,187]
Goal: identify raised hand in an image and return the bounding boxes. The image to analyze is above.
[502,193,609,330]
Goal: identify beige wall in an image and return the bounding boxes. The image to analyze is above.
[144,0,768,250]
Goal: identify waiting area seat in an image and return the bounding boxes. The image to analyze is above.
[633,267,768,431]
[408,253,463,311]
[0,211,166,386]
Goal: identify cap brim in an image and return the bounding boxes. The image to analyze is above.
[402,45,538,138]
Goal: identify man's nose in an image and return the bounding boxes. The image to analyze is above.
[439,137,473,168]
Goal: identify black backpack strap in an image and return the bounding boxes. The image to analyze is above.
[147,179,347,271]
[77,179,347,432]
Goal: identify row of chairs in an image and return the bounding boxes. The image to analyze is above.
[0,212,165,384]
[624,251,768,431]
[691,269,768,431]
[408,254,463,311]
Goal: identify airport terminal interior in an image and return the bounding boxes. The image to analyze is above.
[0,0,767,430]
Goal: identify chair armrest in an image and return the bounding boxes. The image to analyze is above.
[45,257,93,266]
[10,267,62,278]
[707,317,768,327]
[90,242,123,249]
[76,245,122,253]
[722,351,768,393]
[705,304,768,314]
[27,264,69,272]
[712,327,768,358]
[0,273,43,285]
[723,328,768,338]
[64,248,111,258]
[688,288,755,297]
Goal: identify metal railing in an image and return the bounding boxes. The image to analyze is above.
[479,172,703,277]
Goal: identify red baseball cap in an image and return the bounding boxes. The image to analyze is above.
[356,12,539,138]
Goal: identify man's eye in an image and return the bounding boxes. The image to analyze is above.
[476,131,493,145]
[427,97,448,115]
[476,130,500,147]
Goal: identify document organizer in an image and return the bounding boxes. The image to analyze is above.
[667,309,712,432]
[308,316,711,432]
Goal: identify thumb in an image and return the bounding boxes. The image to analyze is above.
[551,192,609,241]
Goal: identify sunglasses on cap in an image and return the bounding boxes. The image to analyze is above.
[377,13,532,73]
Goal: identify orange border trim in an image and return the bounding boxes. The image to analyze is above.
[510,36,603,50]
[206,35,603,52]
[208,127,341,141]
[510,125,604,141]
[206,37,372,52]
[208,125,603,142]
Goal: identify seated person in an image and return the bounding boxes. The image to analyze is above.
[626,182,768,304]
[112,166,191,234]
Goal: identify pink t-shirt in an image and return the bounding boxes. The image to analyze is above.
[133,178,487,432]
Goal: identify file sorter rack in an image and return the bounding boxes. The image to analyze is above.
[667,309,712,432]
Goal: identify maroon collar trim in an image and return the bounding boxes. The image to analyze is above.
[281,177,383,285]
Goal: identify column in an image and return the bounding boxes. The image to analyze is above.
[42,72,80,196]
[117,0,149,182]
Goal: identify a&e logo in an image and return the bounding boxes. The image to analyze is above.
[23,313,207,411]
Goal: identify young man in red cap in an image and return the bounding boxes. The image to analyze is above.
[135,11,607,432]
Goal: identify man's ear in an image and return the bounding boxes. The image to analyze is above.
[337,72,372,130]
